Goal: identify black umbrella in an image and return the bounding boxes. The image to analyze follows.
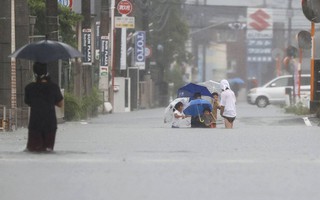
[9,39,84,63]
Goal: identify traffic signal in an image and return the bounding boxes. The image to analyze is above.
[301,0,320,23]
[297,31,312,49]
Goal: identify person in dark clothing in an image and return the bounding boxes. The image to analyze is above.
[24,62,63,152]
[190,92,203,128]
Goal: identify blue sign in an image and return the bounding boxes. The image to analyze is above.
[58,0,72,8]
[134,31,146,70]
[247,39,272,62]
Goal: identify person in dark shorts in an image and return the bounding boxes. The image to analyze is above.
[219,79,236,129]
[24,62,63,152]
[190,92,203,128]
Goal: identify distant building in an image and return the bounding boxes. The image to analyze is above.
[184,0,318,86]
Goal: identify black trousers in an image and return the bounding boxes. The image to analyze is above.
[27,129,56,152]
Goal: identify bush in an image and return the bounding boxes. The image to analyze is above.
[285,102,310,115]
[80,88,103,119]
[316,107,320,118]
[64,92,81,121]
[64,88,103,121]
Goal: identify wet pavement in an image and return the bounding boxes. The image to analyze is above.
[0,103,320,200]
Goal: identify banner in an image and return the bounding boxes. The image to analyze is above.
[82,29,92,64]
[134,31,146,70]
[95,21,100,60]
[99,35,109,91]
[246,8,273,63]
[100,35,109,68]
[120,28,127,70]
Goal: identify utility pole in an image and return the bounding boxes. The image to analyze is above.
[10,0,16,109]
[287,0,293,46]
[15,0,30,108]
[45,0,59,85]
[82,0,92,100]
[99,0,110,109]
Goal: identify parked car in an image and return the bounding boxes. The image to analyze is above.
[247,74,311,108]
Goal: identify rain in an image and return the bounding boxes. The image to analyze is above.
[1,0,320,199]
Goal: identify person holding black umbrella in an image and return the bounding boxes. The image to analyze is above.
[24,62,63,152]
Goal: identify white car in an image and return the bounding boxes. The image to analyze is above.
[247,74,311,108]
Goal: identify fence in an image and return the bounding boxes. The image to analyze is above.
[0,105,29,132]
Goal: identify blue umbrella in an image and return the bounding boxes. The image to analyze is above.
[177,83,212,98]
[183,99,212,117]
[228,77,245,85]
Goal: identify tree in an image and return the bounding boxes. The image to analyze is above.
[149,0,189,65]
[28,0,82,47]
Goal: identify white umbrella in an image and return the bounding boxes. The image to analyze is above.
[198,80,221,94]
[164,97,189,123]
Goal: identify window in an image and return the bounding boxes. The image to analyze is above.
[269,78,290,87]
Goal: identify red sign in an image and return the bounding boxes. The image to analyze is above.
[249,9,271,32]
[57,0,73,8]
[117,0,133,15]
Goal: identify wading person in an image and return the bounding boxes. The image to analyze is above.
[211,92,221,128]
[219,79,236,129]
[24,62,63,152]
[172,102,187,128]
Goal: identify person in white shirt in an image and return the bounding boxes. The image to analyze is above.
[172,102,186,128]
[219,79,236,129]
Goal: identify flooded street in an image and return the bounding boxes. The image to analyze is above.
[1,103,320,200]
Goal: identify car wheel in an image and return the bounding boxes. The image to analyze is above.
[256,96,268,108]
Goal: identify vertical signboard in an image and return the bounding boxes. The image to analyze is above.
[246,8,273,63]
[246,8,273,82]
[120,29,127,70]
[99,35,109,90]
[95,21,100,60]
[134,31,146,70]
[100,35,109,68]
[82,29,92,64]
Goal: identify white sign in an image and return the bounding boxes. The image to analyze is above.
[115,16,135,29]
[120,28,127,70]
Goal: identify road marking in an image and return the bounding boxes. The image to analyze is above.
[303,117,312,127]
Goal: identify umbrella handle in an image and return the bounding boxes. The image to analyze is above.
[196,103,205,123]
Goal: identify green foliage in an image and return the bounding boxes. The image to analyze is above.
[64,92,81,121]
[165,62,185,93]
[64,88,103,121]
[58,6,83,47]
[285,102,310,115]
[149,0,189,65]
[28,0,82,47]
[28,0,46,35]
[80,87,103,119]
[317,107,320,118]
